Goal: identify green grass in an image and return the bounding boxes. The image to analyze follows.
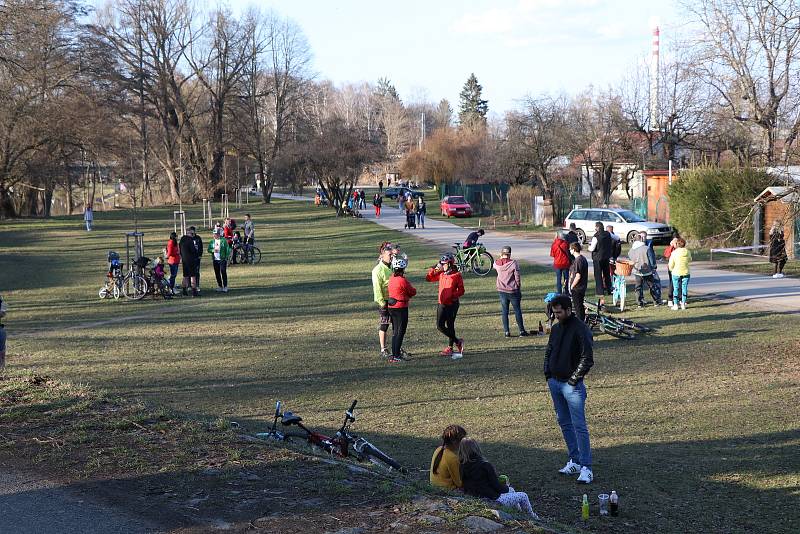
[1,200,799,533]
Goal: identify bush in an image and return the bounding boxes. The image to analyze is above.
[668,166,775,244]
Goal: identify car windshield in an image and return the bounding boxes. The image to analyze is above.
[617,210,645,222]
[448,196,466,203]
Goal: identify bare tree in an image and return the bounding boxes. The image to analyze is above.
[687,0,800,162]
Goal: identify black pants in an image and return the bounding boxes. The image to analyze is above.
[436,302,460,345]
[593,258,611,296]
[774,259,787,274]
[666,269,673,300]
[213,259,227,288]
[571,290,586,322]
[634,275,657,305]
[195,259,202,286]
[388,307,409,357]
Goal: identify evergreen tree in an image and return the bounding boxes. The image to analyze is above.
[458,73,488,128]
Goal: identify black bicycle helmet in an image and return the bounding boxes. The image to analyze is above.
[440,252,455,264]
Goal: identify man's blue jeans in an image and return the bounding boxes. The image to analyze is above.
[554,268,569,293]
[498,291,525,334]
[547,378,592,468]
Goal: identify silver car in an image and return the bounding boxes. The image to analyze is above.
[564,208,673,245]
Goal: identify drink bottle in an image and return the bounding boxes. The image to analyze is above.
[582,494,589,520]
[538,321,544,335]
[610,490,619,516]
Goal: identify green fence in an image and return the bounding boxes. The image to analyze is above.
[438,183,510,216]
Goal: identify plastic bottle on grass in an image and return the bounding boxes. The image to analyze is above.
[582,494,589,520]
[610,490,619,516]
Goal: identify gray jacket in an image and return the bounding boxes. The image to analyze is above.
[628,242,652,277]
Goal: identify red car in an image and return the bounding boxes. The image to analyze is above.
[440,195,473,217]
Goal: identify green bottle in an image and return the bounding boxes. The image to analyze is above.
[582,494,589,520]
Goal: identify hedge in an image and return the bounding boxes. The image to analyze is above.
[668,166,775,244]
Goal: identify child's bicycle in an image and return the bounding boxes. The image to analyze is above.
[257,400,404,473]
[99,252,149,301]
[584,300,653,340]
[452,242,494,276]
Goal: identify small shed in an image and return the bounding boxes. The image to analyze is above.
[754,186,799,259]
[645,170,675,223]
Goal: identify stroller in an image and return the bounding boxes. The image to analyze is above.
[404,209,416,229]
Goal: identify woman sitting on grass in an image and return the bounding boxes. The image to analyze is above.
[459,438,539,519]
[430,425,467,490]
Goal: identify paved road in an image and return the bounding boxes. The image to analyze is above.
[276,193,800,313]
[0,468,163,534]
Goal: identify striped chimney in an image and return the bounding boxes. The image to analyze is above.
[649,25,660,130]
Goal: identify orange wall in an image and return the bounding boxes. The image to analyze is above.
[647,174,671,223]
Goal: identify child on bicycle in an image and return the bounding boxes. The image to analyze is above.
[458,438,539,519]
[386,255,416,363]
[430,425,467,490]
[153,256,166,281]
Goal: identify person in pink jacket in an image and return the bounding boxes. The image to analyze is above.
[494,246,528,337]
[550,232,571,294]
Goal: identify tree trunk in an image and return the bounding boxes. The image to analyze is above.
[44,184,53,217]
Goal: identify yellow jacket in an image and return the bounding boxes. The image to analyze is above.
[668,247,692,276]
[430,446,462,489]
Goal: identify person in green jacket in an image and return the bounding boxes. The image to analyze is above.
[208,228,232,293]
[372,243,394,359]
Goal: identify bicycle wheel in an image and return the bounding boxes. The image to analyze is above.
[250,247,262,264]
[359,441,403,472]
[471,251,494,276]
[617,318,653,333]
[99,286,110,299]
[123,274,148,300]
[600,323,636,340]
[159,280,173,300]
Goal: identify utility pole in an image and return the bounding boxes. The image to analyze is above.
[419,112,425,150]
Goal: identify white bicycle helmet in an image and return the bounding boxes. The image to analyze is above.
[391,256,408,270]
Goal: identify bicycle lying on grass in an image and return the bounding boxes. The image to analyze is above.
[452,242,494,276]
[584,300,654,340]
[256,400,404,473]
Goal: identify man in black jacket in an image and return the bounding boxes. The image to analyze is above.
[588,221,612,300]
[179,227,201,297]
[544,294,594,484]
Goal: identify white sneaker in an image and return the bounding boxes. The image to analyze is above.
[558,459,581,475]
[772,273,779,278]
[577,466,593,484]
[223,287,229,293]
[670,304,679,311]
[450,352,463,360]
[777,273,785,278]
[680,302,686,310]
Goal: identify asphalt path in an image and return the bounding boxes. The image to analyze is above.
[277,193,800,314]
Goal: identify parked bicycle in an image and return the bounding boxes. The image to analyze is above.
[99,252,148,301]
[257,400,404,473]
[141,260,173,300]
[234,242,262,264]
[584,300,653,339]
[452,242,494,276]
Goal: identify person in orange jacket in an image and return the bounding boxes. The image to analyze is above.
[386,255,416,363]
[426,253,465,359]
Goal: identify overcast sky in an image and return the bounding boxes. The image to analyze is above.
[232,0,683,115]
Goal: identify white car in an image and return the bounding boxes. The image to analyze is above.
[564,208,673,245]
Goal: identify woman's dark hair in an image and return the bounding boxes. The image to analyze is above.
[432,425,467,474]
[676,237,686,248]
[169,231,178,244]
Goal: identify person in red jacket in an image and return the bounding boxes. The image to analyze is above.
[387,255,416,363]
[166,232,181,294]
[426,253,465,359]
[550,232,571,294]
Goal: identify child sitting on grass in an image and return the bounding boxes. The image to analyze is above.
[430,425,467,490]
[459,438,539,519]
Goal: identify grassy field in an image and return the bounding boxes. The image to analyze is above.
[1,200,799,533]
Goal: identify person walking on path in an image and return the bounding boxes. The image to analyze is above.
[386,255,416,363]
[0,294,7,369]
[668,237,692,310]
[769,221,788,278]
[373,193,383,218]
[550,232,571,294]
[359,189,366,210]
[208,228,232,292]
[84,204,93,231]
[378,180,383,193]
[663,237,677,303]
[588,222,612,301]
[544,294,594,485]
[629,234,659,308]
[568,243,588,321]
[416,197,426,229]
[426,253,465,359]
[494,246,528,337]
[372,243,395,359]
[166,232,181,294]
[430,425,467,490]
[179,226,200,297]
[459,438,540,519]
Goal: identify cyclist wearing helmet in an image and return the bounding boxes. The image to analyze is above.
[463,228,485,249]
[426,253,465,359]
[372,243,395,359]
[386,255,416,363]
